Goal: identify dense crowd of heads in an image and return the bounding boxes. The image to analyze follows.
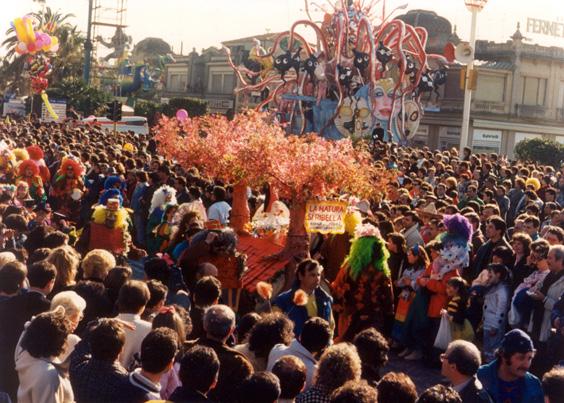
[0,117,563,402]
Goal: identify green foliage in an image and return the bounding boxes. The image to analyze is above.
[47,77,110,116]
[514,137,564,167]
[134,100,162,126]
[134,97,209,126]
[166,98,208,117]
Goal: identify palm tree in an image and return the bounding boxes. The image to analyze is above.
[0,7,83,93]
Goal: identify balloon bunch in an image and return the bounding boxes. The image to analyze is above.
[11,14,60,121]
[12,15,59,55]
[224,0,450,144]
[27,54,53,94]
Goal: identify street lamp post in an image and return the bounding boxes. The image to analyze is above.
[459,0,488,156]
[83,0,94,84]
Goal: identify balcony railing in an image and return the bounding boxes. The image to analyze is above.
[515,104,547,119]
[473,101,506,114]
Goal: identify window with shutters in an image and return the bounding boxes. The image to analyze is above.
[475,74,505,103]
[521,76,547,106]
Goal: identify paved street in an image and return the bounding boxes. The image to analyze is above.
[382,352,444,393]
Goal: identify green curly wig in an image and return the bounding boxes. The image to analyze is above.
[345,236,390,281]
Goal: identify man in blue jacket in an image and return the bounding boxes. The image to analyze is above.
[273,258,333,337]
[477,329,544,403]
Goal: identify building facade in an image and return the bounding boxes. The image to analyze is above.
[162,33,281,114]
[400,10,564,158]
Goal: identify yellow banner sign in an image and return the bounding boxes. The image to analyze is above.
[305,200,348,234]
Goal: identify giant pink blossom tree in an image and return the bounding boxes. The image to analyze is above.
[155,110,383,258]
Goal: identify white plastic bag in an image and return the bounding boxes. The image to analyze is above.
[434,313,452,350]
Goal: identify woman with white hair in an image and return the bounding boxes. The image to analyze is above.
[146,185,177,255]
[50,290,86,367]
[0,251,16,268]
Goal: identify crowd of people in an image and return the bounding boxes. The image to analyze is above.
[0,115,563,403]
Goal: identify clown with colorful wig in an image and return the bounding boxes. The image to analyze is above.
[400,213,473,361]
[77,197,131,255]
[51,158,85,219]
[331,223,394,341]
[16,159,46,203]
[26,145,51,184]
[432,213,473,277]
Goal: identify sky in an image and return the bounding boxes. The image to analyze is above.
[2,0,563,57]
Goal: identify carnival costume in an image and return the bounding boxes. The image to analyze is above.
[81,198,130,255]
[433,214,472,278]
[331,223,394,341]
[102,175,128,204]
[51,158,85,219]
[435,214,475,341]
[26,145,51,184]
[0,141,16,182]
[16,159,46,204]
[146,185,177,255]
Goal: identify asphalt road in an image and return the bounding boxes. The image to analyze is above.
[381,352,444,393]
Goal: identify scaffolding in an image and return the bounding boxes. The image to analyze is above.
[92,0,128,62]
[84,0,128,86]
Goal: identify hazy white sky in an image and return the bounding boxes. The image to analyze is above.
[2,0,564,56]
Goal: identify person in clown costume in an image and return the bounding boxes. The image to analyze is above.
[16,159,46,204]
[401,213,472,362]
[26,145,51,185]
[77,197,131,256]
[0,141,16,182]
[331,223,394,341]
[146,185,177,255]
[50,158,85,220]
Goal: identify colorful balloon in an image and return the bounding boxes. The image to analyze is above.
[15,42,27,55]
[11,15,60,56]
[175,109,188,122]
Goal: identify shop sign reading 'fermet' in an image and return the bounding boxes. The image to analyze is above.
[526,17,564,38]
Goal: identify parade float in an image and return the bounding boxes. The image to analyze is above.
[224,0,449,144]
[158,0,446,304]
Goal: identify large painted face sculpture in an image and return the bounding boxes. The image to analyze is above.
[372,78,399,121]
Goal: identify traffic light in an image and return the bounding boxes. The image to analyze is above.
[106,100,122,122]
[459,67,478,91]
